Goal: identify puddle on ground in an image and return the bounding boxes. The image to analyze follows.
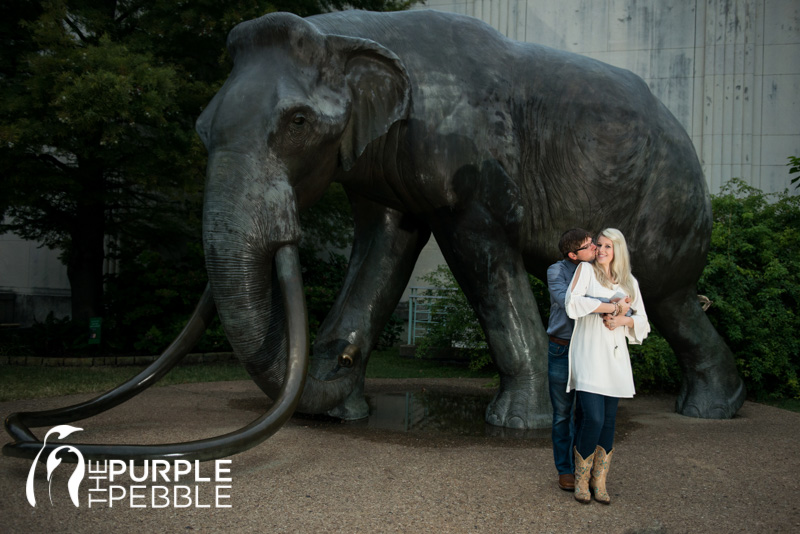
[296,391,551,440]
[234,391,638,444]
[234,391,637,444]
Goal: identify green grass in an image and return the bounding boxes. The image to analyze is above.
[0,347,494,402]
[0,362,249,402]
[760,398,800,413]
[366,347,496,379]
[2,349,799,414]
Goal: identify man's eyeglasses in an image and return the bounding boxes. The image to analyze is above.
[573,242,595,254]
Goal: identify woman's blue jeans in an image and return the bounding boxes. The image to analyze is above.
[575,391,619,459]
[548,341,575,474]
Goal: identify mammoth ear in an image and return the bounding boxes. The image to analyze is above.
[328,35,410,171]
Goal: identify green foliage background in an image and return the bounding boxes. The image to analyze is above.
[415,271,489,370]
[0,0,418,323]
[698,179,800,400]
[789,155,799,190]
[0,1,412,355]
[415,268,548,372]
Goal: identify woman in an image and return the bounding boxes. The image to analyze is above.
[565,228,649,504]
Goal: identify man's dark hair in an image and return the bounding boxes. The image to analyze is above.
[558,228,592,257]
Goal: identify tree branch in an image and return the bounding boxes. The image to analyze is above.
[63,15,90,44]
[36,153,73,173]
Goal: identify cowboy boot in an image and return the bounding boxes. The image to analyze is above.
[573,447,594,504]
[589,445,613,504]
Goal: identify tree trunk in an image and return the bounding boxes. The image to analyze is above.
[67,169,106,323]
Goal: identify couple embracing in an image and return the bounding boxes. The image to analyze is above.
[546,228,650,504]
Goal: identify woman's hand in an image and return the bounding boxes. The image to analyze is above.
[603,313,633,330]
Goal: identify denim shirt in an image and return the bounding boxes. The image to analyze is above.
[546,259,578,340]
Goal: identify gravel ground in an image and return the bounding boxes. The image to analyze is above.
[1,378,798,533]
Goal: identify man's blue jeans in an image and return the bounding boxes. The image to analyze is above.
[575,391,619,459]
[548,340,575,475]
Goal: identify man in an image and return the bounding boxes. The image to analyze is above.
[546,228,597,491]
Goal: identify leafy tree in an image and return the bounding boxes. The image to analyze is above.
[0,0,417,327]
[103,241,230,355]
[0,0,247,323]
[789,155,800,190]
[272,0,417,17]
[415,267,491,369]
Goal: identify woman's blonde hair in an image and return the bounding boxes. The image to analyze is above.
[592,228,636,299]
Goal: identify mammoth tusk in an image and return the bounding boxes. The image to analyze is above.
[3,245,309,463]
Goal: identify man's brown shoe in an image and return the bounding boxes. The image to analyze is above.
[558,474,575,491]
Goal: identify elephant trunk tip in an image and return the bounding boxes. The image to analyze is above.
[338,344,361,368]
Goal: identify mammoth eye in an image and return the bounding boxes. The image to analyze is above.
[291,113,306,126]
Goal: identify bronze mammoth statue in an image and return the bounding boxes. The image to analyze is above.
[4,10,744,462]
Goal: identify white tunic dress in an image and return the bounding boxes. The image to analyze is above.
[565,262,650,398]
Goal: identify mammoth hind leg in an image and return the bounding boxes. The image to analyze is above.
[442,242,552,431]
[3,246,309,462]
[430,187,551,428]
[648,285,745,419]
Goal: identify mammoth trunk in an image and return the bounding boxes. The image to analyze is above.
[204,224,291,398]
[202,154,303,399]
[202,155,357,412]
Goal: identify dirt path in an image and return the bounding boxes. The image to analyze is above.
[1,378,797,533]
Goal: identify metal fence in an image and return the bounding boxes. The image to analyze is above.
[406,286,457,345]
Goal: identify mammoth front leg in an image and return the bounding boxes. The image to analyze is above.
[431,217,552,430]
[308,195,430,420]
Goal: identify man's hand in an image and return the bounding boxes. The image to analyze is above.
[609,296,632,317]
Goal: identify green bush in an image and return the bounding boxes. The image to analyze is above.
[377,313,404,350]
[628,330,681,393]
[103,241,214,354]
[104,243,353,354]
[300,248,349,344]
[698,178,800,400]
[415,267,491,370]
[0,313,90,357]
[0,242,354,357]
[414,265,681,390]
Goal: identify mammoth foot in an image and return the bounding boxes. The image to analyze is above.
[327,391,369,421]
[675,372,746,419]
[485,376,550,430]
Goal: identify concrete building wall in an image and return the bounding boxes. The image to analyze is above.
[0,227,71,325]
